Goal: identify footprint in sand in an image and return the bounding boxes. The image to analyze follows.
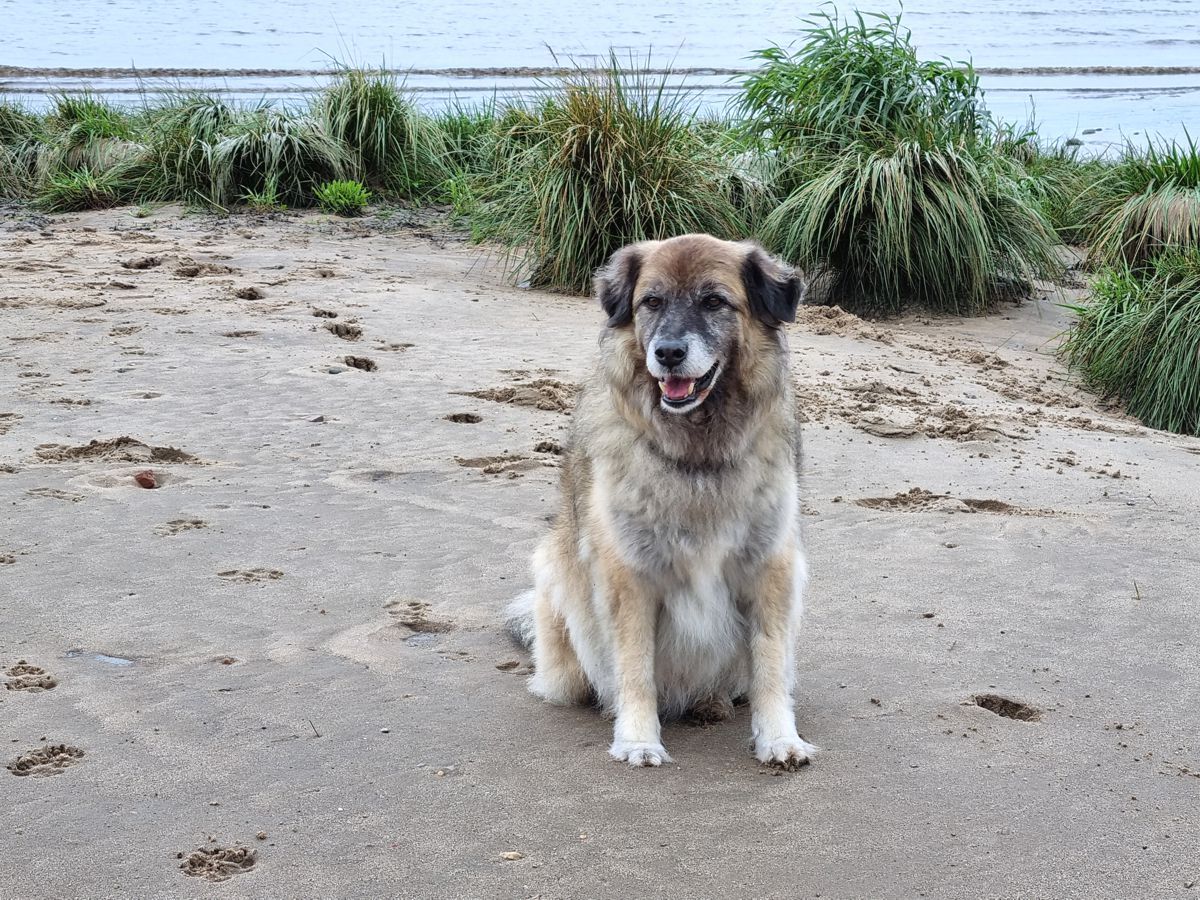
[154,518,208,536]
[179,846,257,882]
[220,330,260,339]
[0,413,22,435]
[6,744,85,777]
[311,308,338,319]
[175,261,236,278]
[443,413,482,424]
[325,321,362,340]
[4,660,59,692]
[120,255,161,270]
[26,487,85,503]
[343,355,377,372]
[234,286,264,300]
[218,569,283,583]
[385,600,454,636]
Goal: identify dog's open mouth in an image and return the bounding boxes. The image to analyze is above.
[659,360,720,410]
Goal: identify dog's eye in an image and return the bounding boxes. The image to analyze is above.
[641,296,663,311]
[701,294,726,310]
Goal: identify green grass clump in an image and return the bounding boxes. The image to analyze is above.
[208,107,348,208]
[473,57,744,292]
[1087,134,1200,265]
[35,168,124,211]
[739,10,991,156]
[1061,251,1200,435]
[138,94,236,204]
[316,68,447,197]
[739,12,1058,314]
[763,140,1058,314]
[315,179,370,216]
[0,102,41,146]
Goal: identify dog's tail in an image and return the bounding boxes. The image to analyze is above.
[505,589,536,650]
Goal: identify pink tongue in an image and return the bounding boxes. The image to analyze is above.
[663,377,695,401]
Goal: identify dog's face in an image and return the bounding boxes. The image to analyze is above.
[595,235,804,415]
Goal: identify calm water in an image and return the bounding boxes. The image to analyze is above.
[2,0,1199,146]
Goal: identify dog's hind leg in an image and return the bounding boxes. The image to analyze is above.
[527,587,590,705]
[745,551,819,770]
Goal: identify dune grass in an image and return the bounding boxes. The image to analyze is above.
[739,11,1059,314]
[471,57,745,292]
[1086,134,1200,266]
[1061,251,1200,435]
[739,10,991,157]
[35,167,125,212]
[316,68,447,197]
[206,107,348,209]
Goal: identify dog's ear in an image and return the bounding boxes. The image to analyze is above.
[741,245,805,328]
[594,244,643,328]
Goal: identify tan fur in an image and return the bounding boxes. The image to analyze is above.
[522,234,817,769]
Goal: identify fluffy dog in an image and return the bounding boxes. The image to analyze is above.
[509,234,817,769]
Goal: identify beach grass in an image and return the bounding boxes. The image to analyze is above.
[738,10,1060,314]
[1086,134,1200,266]
[316,67,447,197]
[1061,251,1200,435]
[468,55,745,292]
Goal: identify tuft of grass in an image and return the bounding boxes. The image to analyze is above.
[208,107,348,208]
[138,94,236,205]
[739,10,992,156]
[242,176,288,212]
[1061,251,1200,435]
[316,68,447,197]
[35,168,124,211]
[1087,134,1200,265]
[762,140,1059,315]
[473,56,745,292]
[39,94,142,176]
[739,14,1057,315]
[315,179,370,216]
[0,101,41,146]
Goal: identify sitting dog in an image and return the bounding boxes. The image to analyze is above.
[509,234,817,769]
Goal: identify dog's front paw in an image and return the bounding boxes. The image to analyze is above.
[609,740,673,767]
[753,734,818,770]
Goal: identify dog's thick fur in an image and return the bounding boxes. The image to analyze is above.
[511,234,816,769]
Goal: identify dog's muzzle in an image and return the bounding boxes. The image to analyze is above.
[657,359,721,412]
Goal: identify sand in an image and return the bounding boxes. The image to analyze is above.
[2,205,1198,899]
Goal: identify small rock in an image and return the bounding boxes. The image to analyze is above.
[380,728,390,734]
[133,470,158,489]
[500,851,525,861]
[256,832,268,841]
[495,660,520,671]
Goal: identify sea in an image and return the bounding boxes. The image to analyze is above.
[2,0,1198,150]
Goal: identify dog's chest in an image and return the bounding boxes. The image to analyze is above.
[602,453,792,580]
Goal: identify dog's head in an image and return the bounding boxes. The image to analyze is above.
[595,235,804,416]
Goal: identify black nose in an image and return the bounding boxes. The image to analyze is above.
[654,341,688,368]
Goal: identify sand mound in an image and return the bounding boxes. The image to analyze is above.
[34,437,199,464]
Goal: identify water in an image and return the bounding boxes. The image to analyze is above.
[2,0,1198,147]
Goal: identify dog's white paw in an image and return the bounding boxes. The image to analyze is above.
[753,734,818,771]
[609,740,672,767]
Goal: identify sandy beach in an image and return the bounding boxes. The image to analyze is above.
[2,206,1199,898]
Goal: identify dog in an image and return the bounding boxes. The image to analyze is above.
[508,234,817,769]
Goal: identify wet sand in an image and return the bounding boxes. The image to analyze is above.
[2,206,1198,898]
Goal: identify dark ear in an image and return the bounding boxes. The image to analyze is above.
[741,246,805,328]
[594,244,643,327]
